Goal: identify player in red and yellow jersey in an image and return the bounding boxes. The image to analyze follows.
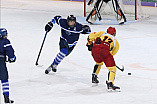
[86,27,120,91]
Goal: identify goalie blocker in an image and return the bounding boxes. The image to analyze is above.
[86,0,127,24]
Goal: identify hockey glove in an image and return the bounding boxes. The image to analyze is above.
[8,56,16,63]
[81,25,91,34]
[86,43,93,51]
[45,22,53,32]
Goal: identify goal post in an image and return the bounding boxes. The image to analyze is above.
[84,0,86,17]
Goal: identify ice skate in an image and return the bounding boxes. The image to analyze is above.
[92,74,99,87]
[106,81,120,92]
[45,63,57,74]
[45,66,52,74]
[3,94,14,104]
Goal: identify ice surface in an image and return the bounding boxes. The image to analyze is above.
[0,0,157,104]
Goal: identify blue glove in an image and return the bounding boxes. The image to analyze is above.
[8,56,16,63]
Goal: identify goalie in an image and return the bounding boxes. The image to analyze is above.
[86,0,127,24]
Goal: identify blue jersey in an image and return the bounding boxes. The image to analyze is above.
[52,16,83,47]
[0,38,15,61]
[0,38,15,80]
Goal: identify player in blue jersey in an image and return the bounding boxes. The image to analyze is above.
[0,28,16,103]
[45,15,91,74]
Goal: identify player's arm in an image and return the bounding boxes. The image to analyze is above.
[86,32,96,51]
[81,25,91,34]
[45,16,62,32]
[110,39,119,56]
[86,31,105,51]
[4,39,16,63]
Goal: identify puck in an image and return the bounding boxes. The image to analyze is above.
[128,73,131,75]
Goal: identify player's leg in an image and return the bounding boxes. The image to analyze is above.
[104,55,120,90]
[107,66,116,83]
[0,62,14,103]
[92,62,103,83]
[45,47,68,74]
[108,0,126,24]
[91,44,103,84]
[45,38,77,74]
[45,39,69,74]
[1,80,14,103]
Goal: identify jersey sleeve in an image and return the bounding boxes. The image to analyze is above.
[52,16,62,25]
[4,39,16,60]
[87,31,105,45]
[110,39,119,56]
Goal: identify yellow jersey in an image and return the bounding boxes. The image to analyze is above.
[87,31,119,56]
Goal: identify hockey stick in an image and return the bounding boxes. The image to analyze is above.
[116,65,124,72]
[35,31,48,66]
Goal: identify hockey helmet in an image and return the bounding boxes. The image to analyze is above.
[67,15,76,28]
[107,27,116,36]
[0,28,8,38]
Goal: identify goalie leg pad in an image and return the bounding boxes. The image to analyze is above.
[108,0,127,24]
[86,0,104,24]
[86,9,98,24]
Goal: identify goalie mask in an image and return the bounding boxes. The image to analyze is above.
[67,15,76,28]
[107,27,116,36]
[0,28,8,39]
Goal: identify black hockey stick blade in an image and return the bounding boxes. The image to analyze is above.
[116,65,124,72]
[35,62,43,67]
[35,62,38,66]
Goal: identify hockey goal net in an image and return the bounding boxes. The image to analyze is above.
[84,0,149,20]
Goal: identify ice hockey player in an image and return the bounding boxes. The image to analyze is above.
[86,27,120,91]
[44,15,91,74]
[86,0,126,24]
[0,28,16,103]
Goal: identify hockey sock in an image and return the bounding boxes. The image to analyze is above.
[53,48,68,66]
[93,64,101,75]
[1,80,9,97]
[107,66,116,83]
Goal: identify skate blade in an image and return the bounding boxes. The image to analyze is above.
[92,83,98,87]
[108,88,121,92]
[45,69,51,74]
[5,102,14,104]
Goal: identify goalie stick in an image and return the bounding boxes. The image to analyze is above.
[35,31,48,66]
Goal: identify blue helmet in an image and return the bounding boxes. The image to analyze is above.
[0,28,8,38]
